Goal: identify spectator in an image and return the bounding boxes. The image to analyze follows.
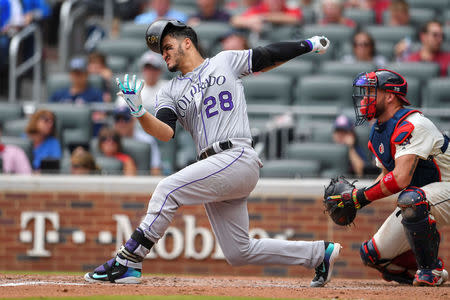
[0,0,25,96]
[398,21,450,76]
[87,52,113,102]
[231,0,302,34]
[21,0,51,26]
[332,114,367,177]
[134,0,187,24]
[320,0,356,27]
[342,31,387,67]
[113,107,162,175]
[0,123,32,174]
[344,0,390,24]
[116,51,168,114]
[188,0,230,26]
[220,30,250,50]
[49,57,104,104]
[97,127,137,176]
[71,146,100,175]
[388,0,409,26]
[25,109,61,171]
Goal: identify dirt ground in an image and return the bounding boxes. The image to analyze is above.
[1,274,450,299]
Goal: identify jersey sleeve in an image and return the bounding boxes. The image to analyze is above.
[394,118,433,160]
[154,84,177,116]
[217,50,253,78]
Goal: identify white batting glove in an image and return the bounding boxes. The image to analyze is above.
[306,36,330,54]
[116,74,146,117]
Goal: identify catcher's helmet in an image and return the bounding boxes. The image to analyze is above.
[145,19,187,54]
[352,69,409,125]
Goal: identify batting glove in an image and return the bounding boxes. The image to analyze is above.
[306,36,330,54]
[116,74,146,117]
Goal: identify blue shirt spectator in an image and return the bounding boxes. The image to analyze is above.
[49,57,103,104]
[22,0,51,19]
[0,0,11,30]
[32,136,61,169]
[134,0,187,24]
[50,86,103,104]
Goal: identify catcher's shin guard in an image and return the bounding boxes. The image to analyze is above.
[398,188,441,270]
[360,239,415,284]
[116,228,154,269]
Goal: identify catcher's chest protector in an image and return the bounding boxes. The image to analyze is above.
[368,108,441,187]
[368,108,418,171]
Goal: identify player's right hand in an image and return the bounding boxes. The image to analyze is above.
[116,74,146,118]
[306,36,330,54]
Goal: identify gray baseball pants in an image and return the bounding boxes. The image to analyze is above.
[138,144,325,268]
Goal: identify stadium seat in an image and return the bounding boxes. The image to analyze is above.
[383,8,435,27]
[383,62,440,83]
[406,0,450,11]
[107,56,128,74]
[262,25,300,42]
[95,156,123,175]
[96,39,148,62]
[260,159,320,178]
[3,118,28,137]
[157,138,177,175]
[401,76,421,107]
[445,25,450,44]
[192,22,233,55]
[46,73,103,99]
[286,142,349,177]
[243,74,292,105]
[294,75,353,108]
[365,25,415,44]
[422,78,450,108]
[301,25,355,47]
[344,9,375,26]
[301,6,316,24]
[338,41,395,62]
[268,60,314,85]
[318,61,376,78]
[120,23,148,40]
[0,103,23,123]
[37,104,92,149]
[2,136,33,162]
[175,129,197,169]
[122,138,151,174]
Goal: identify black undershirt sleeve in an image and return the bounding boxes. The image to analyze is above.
[156,108,178,138]
[251,41,312,72]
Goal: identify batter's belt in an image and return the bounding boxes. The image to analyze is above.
[198,138,254,161]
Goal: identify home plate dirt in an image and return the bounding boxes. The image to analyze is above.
[1,274,450,299]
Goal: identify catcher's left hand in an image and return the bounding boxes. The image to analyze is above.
[323,176,362,226]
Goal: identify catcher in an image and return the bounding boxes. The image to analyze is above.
[324,69,450,286]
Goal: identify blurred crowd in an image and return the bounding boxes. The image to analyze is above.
[1,0,449,178]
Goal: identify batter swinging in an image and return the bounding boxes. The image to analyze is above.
[84,19,339,288]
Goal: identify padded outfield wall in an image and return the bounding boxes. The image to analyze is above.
[0,175,449,279]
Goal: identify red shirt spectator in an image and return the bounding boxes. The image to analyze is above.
[242,2,302,19]
[320,0,356,27]
[405,21,450,76]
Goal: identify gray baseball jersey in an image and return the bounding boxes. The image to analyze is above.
[127,49,327,271]
[155,50,253,153]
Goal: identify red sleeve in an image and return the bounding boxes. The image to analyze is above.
[285,8,302,20]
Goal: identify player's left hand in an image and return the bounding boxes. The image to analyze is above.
[116,74,146,118]
[306,36,330,54]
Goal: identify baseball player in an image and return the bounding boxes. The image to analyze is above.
[323,69,450,286]
[84,19,340,287]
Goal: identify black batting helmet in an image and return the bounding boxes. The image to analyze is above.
[353,69,410,125]
[145,19,187,54]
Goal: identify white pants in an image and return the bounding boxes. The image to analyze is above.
[373,182,450,260]
[139,146,324,268]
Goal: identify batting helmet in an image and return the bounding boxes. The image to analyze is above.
[145,19,187,54]
[352,69,410,125]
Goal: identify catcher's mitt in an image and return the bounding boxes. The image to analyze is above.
[323,176,358,226]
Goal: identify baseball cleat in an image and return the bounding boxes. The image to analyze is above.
[413,268,448,286]
[310,242,342,287]
[84,257,142,284]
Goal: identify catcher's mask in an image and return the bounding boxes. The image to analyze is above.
[352,69,409,126]
[145,19,187,54]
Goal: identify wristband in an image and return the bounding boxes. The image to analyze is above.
[353,188,371,209]
[382,171,402,194]
[364,181,386,201]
